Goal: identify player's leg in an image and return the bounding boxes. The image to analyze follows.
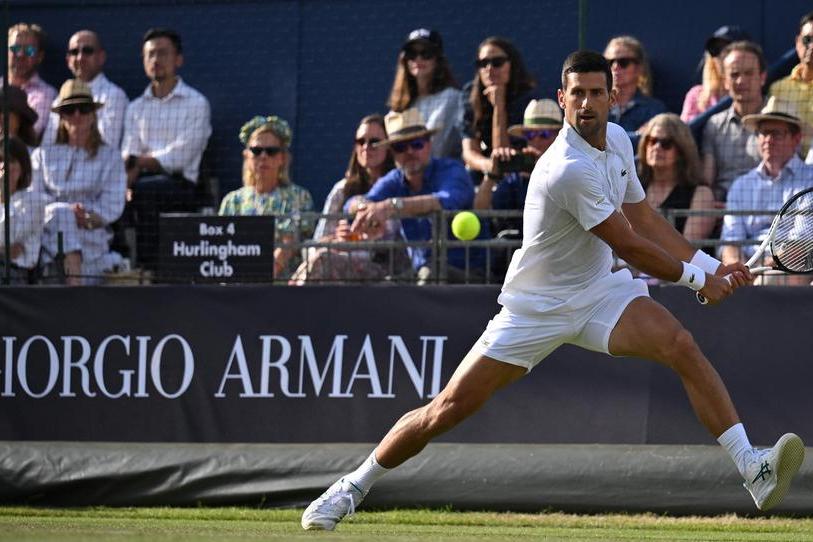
[607,296,738,436]
[607,296,804,511]
[375,349,527,468]
[301,349,526,530]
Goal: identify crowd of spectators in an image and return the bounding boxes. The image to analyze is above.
[2,12,813,286]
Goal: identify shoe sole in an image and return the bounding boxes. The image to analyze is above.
[760,433,805,511]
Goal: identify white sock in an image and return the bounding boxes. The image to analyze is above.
[717,423,753,477]
[344,449,389,494]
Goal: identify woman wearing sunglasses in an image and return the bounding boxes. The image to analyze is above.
[638,113,716,242]
[387,28,464,159]
[462,36,536,184]
[0,136,45,282]
[31,79,125,285]
[289,114,411,284]
[604,35,666,135]
[218,115,314,279]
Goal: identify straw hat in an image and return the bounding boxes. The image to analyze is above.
[378,108,438,146]
[51,79,103,113]
[507,99,563,137]
[742,96,808,133]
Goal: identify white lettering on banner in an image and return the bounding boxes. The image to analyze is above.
[200,260,234,277]
[17,336,59,398]
[0,333,447,400]
[150,335,195,399]
[214,334,448,399]
[0,334,195,399]
[61,336,95,397]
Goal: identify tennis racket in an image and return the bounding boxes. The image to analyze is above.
[697,186,813,304]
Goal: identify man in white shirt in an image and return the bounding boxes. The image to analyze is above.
[43,30,128,148]
[121,27,211,268]
[301,51,804,532]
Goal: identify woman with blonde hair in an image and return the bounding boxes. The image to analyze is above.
[637,113,716,241]
[31,79,126,285]
[604,35,666,133]
[387,28,464,159]
[219,115,314,278]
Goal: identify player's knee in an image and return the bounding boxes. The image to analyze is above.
[662,328,701,370]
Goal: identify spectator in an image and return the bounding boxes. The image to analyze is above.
[721,98,813,285]
[43,30,128,148]
[702,41,765,201]
[122,27,211,269]
[0,86,38,147]
[604,35,666,135]
[31,79,126,285]
[219,115,314,279]
[768,11,813,157]
[5,23,56,140]
[0,137,45,281]
[462,36,536,185]
[474,98,563,231]
[290,114,410,284]
[388,28,464,159]
[638,113,716,242]
[347,108,482,282]
[681,25,750,123]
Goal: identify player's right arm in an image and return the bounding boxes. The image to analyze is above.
[590,211,739,303]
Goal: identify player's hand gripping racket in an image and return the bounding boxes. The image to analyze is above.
[697,186,813,304]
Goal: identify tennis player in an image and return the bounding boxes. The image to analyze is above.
[302,51,804,530]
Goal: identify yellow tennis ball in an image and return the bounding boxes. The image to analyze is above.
[451,211,481,241]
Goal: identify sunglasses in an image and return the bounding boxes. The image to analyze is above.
[355,137,383,147]
[390,138,427,154]
[249,146,284,157]
[647,137,674,150]
[802,35,813,47]
[67,45,96,57]
[757,128,790,139]
[404,48,437,61]
[524,129,555,140]
[475,56,509,69]
[9,44,38,57]
[59,103,95,115]
[607,57,639,69]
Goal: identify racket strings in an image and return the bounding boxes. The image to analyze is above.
[773,191,813,273]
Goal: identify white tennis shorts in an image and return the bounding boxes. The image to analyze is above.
[474,269,649,371]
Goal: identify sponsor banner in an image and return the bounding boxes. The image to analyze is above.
[0,286,811,444]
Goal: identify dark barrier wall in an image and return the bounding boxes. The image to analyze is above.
[1,285,812,446]
[13,0,811,204]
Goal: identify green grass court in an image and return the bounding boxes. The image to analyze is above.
[2,507,813,541]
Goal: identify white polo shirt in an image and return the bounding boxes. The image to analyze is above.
[499,121,645,312]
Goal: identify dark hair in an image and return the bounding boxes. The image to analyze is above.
[469,36,536,134]
[344,114,394,199]
[800,11,813,32]
[561,50,613,92]
[387,46,457,112]
[720,40,765,72]
[143,27,182,53]
[0,137,32,191]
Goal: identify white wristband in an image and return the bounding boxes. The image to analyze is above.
[677,262,706,291]
[690,250,721,275]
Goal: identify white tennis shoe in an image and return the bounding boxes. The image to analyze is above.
[742,433,805,511]
[301,477,366,530]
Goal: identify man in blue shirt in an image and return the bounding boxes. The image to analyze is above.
[347,108,484,280]
[721,99,813,284]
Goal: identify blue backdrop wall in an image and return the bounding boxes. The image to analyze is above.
[12,0,812,207]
